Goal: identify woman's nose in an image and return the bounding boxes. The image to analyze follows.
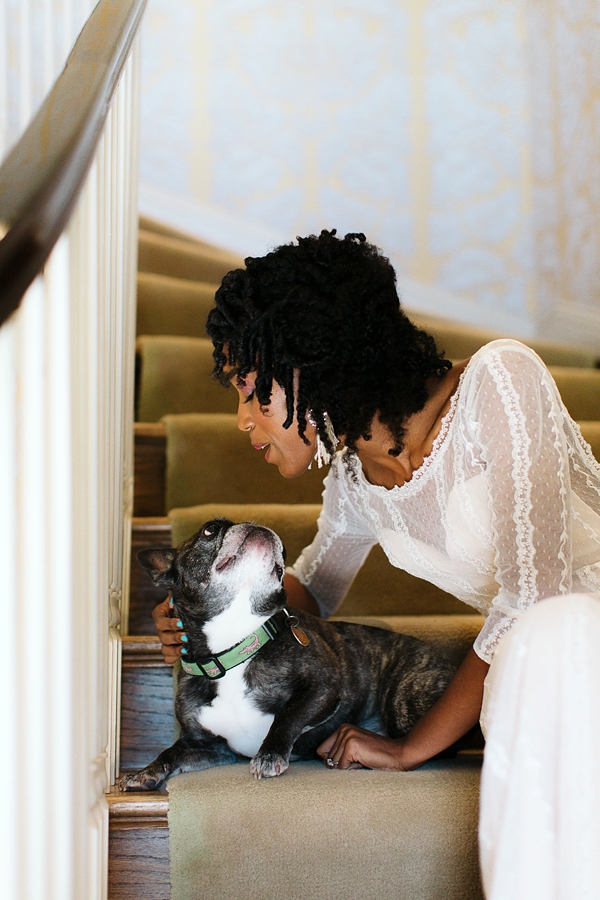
[237,395,254,432]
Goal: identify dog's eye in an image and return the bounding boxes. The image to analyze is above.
[203,525,218,537]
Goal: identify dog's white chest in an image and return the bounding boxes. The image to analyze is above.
[198,667,274,758]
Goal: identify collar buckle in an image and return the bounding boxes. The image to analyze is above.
[198,656,227,679]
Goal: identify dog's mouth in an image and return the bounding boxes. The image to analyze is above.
[214,524,284,581]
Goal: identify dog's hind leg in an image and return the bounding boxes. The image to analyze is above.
[118,733,237,791]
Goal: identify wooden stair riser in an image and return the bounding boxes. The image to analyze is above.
[108,789,170,900]
[120,637,175,771]
[129,518,172,634]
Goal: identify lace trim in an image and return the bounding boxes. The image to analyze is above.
[475,613,519,663]
[294,494,349,587]
[356,366,467,499]
[576,562,600,592]
[569,419,600,501]
[487,352,537,609]
[545,379,571,593]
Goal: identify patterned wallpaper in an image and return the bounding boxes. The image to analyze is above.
[138,0,600,334]
[526,0,600,323]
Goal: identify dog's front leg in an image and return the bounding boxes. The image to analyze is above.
[119,732,237,791]
[250,688,338,779]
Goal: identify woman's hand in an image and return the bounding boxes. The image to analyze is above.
[317,725,407,771]
[152,596,186,664]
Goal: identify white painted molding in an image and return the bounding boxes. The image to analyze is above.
[1,36,139,900]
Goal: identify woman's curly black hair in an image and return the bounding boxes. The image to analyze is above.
[206,229,451,461]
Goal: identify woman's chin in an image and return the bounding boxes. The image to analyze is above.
[272,455,314,479]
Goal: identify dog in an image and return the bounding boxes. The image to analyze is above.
[119,518,455,791]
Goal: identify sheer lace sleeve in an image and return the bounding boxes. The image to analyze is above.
[289,457,377,617]
[464,341,573,662]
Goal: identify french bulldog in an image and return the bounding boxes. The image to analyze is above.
[119,518,455,790]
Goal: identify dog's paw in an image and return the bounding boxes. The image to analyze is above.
[118,768,167,792]
[249,751,290,779]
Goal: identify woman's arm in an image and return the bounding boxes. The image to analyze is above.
[284,572,321,615]
[317,648,489,770]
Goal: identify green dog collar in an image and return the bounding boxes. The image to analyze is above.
[180,609,290,679]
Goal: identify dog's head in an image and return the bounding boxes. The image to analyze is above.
[138,518,286,622]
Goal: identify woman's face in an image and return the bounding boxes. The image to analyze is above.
[229,369,317,478]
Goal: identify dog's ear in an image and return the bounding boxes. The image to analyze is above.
[137,548,177,586]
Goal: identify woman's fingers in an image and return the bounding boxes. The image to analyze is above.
[316,724,406,771]
[152,596,186,664]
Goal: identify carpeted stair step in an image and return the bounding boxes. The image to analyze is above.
[138,229,243,284]
[137,272,217,338]
[128,504,476,635]
[140,214,219,249]
[113,620,485,900]
[168,754,483,900]
[135,336,237,421]
[163,414,328,510]
[132,418,600,519]
[135,334,600,423]
[411,312,600,369]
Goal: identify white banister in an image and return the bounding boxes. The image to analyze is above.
[0,31,139,900]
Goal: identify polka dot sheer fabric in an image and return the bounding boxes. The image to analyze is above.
[292,340,600,663]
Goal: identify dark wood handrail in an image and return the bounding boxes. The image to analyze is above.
[0,0,147,327]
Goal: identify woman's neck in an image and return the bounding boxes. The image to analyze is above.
[354,359,470,490]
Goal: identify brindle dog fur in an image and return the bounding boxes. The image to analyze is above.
[119,518,455,790]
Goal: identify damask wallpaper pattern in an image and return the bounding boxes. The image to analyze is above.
[138,0,600,337]
[526,0,600,324]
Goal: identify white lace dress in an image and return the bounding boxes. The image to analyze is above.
[292,338,600,900]
[291,339,600,663]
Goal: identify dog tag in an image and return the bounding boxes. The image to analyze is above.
[291,624,310,646]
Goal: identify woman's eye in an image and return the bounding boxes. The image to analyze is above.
[236,376,255,401]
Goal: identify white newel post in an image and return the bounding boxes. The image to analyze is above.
[0,37,139,900]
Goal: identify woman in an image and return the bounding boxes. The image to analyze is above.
[153,230,600,896]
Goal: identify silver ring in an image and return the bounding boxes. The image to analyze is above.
[326,758,339,768]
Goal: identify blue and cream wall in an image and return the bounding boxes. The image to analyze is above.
[139,0,600,348]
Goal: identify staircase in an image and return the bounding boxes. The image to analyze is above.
[108,217,600,900]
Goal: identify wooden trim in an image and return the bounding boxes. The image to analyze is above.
[0,0,148,326]
[132,516,171,532]
[129,518,172,634]
[134,423,167,516]
[122,635,169,668]
[107,787,169,829]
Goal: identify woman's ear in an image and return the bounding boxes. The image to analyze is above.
[137,548,177,586]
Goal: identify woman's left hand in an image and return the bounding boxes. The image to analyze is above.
[316,724,407,771]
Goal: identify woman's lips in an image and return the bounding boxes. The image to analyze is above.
[252,442,269,451]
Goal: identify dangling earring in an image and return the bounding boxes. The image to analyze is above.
[308,411,338,469]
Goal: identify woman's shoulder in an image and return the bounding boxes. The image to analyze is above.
[462,338,549,387]
[468,337,545,367]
